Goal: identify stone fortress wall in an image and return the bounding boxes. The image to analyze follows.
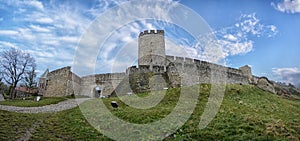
[39,66,81,97]
[164,55,250,85]
[39,30,276,97]
[126,55,251,93]
[79,73,126,97]
[39,67,127,97]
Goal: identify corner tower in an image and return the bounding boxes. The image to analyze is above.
[138,30,166,67]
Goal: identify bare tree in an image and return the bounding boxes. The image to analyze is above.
[24,65,37,93]
[0,78,7,96]
[0,48,36,99]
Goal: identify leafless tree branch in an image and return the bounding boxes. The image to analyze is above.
[0,48,36,98]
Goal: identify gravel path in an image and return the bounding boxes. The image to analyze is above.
[0,98,91,113]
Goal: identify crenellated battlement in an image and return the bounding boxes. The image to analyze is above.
[164,55,249,77]
[81,72,126,82]
[165,55,196,65]
[139,30,164,37]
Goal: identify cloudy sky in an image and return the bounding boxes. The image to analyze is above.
[0,0,299,87]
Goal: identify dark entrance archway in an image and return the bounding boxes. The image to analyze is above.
[94,86,102,98]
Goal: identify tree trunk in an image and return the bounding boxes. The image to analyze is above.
[9,87,13,99]
[9,86,16,99]
[13,88,17,99]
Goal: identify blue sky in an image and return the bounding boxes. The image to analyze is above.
[0,0,299,87]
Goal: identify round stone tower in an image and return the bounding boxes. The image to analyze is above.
[138,30,166,67]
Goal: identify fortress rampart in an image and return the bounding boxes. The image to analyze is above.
[38,30,276,97]
[127,55,250,91]
[79,73,126,97]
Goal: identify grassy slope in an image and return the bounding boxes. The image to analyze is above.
[0,97,67,107]
[186,84,300,140]
[0,110,50,140]
[0,84,299,140]
[31,107,108,140]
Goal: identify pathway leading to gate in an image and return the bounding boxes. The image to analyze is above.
[0,98,91,113]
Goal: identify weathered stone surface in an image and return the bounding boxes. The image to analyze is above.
[80,73,126,97]
[256,77,276,94]
[149,74,168,91]
[274,83,300,97]
[138,30,165,67]
[38,66,81,97]
[250,76,259,85]
[239,65,252,78]
[276,87,290,96]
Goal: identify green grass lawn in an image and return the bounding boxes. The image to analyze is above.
[0,97,67,107]
[0,84,299,140]
[0,110,50,140]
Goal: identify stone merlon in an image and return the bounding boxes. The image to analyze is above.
[139,30,164,37]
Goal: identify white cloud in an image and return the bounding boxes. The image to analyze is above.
[27,0,44,11]
[239,14,260,35]
[2,0,44,11]
[0,30,18,35]
[59,36,79,43]
[35,17,54,24]
[110,42,138,73]
[223,34,237,41]
[273,67,300,74]
[86,0,128,17]
[14,8,26,14]
[165,39,190,58]
[0,0,96,75]
[29,25,51,32]
[0,41,19,49]
[271,0,300,13]
[26,50,55,58]
[237,13,277,37]
[192,13,277,64]
[272,67,300,87]
[270,25,277,32]
[15,28,36,40]
[220,40,253,56]
[43,40,60,46]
